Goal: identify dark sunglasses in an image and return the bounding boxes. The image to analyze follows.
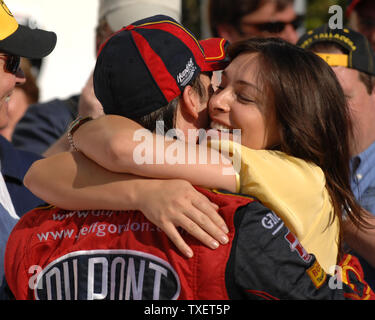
[245,16,304,34]
[0,54,21,74]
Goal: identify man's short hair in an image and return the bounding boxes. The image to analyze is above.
[134,75,208,132]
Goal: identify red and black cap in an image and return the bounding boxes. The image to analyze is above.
[94,15,229,119]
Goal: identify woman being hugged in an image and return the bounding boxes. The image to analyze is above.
[210,37,366,269]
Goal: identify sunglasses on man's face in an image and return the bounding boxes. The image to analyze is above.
[0,54,21,74]
[242,16,304,34]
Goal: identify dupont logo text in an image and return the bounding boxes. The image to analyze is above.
[32,250,181,300]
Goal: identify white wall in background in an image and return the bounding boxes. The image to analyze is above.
[7,0,99,102]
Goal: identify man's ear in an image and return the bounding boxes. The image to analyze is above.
[181,85,199,120]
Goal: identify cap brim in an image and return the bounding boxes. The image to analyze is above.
[199,38,230,72]
[0,25,56,59]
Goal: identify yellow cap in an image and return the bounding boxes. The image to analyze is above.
[0,0,18,41]
[316,53,349,67]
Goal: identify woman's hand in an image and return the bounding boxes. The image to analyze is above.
[135,179,229,258]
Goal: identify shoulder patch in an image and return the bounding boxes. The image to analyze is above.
[306,260,327,289]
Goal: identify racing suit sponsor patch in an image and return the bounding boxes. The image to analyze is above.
[261,211,284,235]
[306,260,327,289]
[33,249,181,300]
[284,231,312,263]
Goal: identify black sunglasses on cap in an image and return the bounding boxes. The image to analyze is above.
[0,54,21,74]
[242,16,304,34]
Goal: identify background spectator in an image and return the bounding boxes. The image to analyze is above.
[0,58,39,141]
[11,0,182,156]
[347,0,375,51]
[0,0,56,292]
[207,0,300,44]
[298,24,375,290]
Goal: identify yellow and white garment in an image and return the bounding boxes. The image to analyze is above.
[210,140,339,274]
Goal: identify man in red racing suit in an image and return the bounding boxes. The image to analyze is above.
[4,187,374,300]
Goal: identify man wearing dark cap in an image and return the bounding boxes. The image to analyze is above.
[0,0,56,290]
[12,0,182,156]
[298,24,375,290]
[346,0,375,51]
[7,15,374,300]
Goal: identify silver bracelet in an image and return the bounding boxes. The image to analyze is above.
[67,116,93,151]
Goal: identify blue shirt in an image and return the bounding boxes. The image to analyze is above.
[0,202,18,288]
[0,135,44,217]
[350,141,375,215]
[0,136,45,298]
[12,95,79,155]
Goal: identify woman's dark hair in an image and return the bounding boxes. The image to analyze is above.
[228,37,368,260]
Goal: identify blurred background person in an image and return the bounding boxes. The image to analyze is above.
[207,0,301,44]
[0,0,56,294]
[298,24,375,290]
[206,0,304,91]
[11,0,181,156]
[0,57,39,141]
[346,0,375,51]
[0,11,42,142]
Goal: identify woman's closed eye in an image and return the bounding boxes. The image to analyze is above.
[237,94,255,104]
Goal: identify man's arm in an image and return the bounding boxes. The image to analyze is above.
[24,151,230,257]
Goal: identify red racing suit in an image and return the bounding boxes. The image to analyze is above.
[4,187,374,300]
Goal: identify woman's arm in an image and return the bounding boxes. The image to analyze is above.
[73,115,238,192]
[24,151,229,257]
